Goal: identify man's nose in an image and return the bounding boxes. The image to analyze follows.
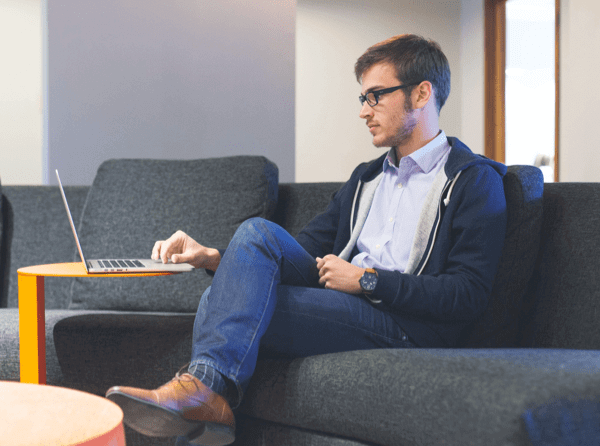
[359,101,373,119]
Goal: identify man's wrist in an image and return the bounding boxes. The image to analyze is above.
[204,248,221,272]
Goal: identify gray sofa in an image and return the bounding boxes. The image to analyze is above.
[1,156,599,446]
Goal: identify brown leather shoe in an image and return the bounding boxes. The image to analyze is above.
[106,368,235,445]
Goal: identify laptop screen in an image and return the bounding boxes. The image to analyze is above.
[55,170,89,272]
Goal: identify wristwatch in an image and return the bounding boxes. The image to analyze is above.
[359,268,378,295]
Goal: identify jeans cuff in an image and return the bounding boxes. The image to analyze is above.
[189,360,242,409]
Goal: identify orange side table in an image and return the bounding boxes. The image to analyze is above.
[18,262,174,384]
[0,380,126,446]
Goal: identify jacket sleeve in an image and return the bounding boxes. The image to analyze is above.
[369,165,507,324]
[294,162,367,259]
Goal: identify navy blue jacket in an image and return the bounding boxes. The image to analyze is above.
[296,137,507,348]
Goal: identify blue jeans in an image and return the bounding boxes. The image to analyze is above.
[188,218,415,409]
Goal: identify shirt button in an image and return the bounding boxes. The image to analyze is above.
[389,217,394,222]
[376,244,381,249]
[397,183,403,189]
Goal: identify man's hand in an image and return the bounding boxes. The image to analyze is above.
[151,230,221,271]
[316,254,365,294]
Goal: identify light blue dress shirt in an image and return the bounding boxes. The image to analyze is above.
[351,131,451,273]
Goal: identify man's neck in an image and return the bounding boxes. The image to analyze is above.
[394,128,441,161]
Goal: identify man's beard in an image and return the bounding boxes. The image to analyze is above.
[390,109,417,148]
[374,98,417,148]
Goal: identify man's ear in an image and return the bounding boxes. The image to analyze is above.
[413,81,433,110]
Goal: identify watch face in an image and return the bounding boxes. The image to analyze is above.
[360,271,377,292]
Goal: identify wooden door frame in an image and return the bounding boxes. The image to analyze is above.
[484,0,560,181]
[484,0,506,164]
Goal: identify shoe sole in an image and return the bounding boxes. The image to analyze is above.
[187,422,236,446]
[107,392,235,445]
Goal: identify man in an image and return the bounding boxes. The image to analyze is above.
[106,34,507,445]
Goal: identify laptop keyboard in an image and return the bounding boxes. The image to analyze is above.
[98,260,145,269]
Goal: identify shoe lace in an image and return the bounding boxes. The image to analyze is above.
[172,362,204,393]
[175,362,191,379]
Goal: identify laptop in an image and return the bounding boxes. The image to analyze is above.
[56,170,194,274]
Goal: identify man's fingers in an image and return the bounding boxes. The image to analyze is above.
[171,252,192,264]
[159,239,176,264]
[316,256,330,271]
[155,231,185,263]
[318,262,329,285]
[152,241,164,260]
[152,231,205,266]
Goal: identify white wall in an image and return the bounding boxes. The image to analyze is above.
[460,0,485,157]
[295,0,465,183]
[0,0,43,185]
[559,0,600,182]
[6,0,598,185]
[47,0,296,185]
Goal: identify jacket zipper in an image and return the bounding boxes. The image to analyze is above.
[349,180,363,231]
[415,171,462,276]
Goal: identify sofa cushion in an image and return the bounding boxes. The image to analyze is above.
[461,165,544,347]
[51,311,196,395]
[234,416,369,445]
[1,186,89,309]
[0,308,194,394]
[241,348,600,446]
[0,308,67,384]
[68,157,278,312]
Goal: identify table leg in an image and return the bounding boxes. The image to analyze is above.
[18,274,46,384]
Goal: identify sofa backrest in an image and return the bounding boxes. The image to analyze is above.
[7,163,596,351]
[0,179,4,305]
[1,185,89,309]
[0,172,343,312]
[67,157,278,313]
[518,183,600,349]
[270,182,343,237]
[460,165,544,347]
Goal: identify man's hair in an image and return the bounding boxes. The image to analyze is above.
[354,34,451,113]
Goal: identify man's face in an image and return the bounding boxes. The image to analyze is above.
[359,62,417,149]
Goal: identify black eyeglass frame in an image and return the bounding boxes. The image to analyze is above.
[359,83,421,107]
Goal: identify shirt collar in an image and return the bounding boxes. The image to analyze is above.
[383,130,449,174]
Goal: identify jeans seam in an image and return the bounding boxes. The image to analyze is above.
[233,220,293,381]
[231,262,278,404]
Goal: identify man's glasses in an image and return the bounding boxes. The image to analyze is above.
[359,83,420,107]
